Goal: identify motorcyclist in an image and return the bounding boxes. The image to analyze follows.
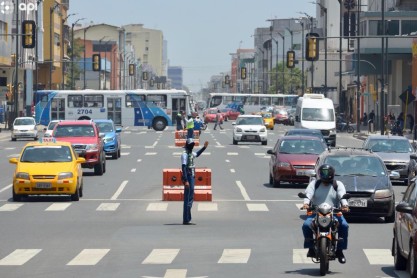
[302,164,349,264]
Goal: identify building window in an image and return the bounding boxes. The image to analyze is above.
[401,20,417,35]
[369,20,399,35]
[54,33,60,46]
[0,21,7,42]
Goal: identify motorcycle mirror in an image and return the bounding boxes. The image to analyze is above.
[342,193,351,200]
[298,192,307,199]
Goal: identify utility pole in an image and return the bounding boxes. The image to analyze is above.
[380,0,385,135]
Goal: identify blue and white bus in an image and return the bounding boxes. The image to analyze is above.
[207,92,299,114]
[34,89,191,131]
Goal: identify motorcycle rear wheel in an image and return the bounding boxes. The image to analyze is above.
[319,237,329,276]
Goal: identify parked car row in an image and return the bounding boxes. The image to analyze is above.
[9,117,122,202]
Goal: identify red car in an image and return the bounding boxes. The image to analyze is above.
[204,108,223,123]
[52,120,106,175]
[274,108,288,124]
[221,108,240,121]
[267,136,327,187]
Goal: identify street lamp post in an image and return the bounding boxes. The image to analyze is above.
[98,36,108,90]
[71,18,85,90]
[277,32,285,94]
[285,27,294,94]
[380,0,386,135]
[313,1,328,97]
[49,3,60,89]
[297,18,306,95]
[83,25,91,89]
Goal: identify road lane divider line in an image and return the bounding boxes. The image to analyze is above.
[111,180,129,200]
[131,168,136,172]
[45,203,71,211]
[96,203,120,211]
[230,169,235,173]
[293,249,314,264]
[363,249,394,265]
[218,249,251,264]
[0,203,23,211]
[142,249,180,264]
[67,249,110,265]
[236,181,251,201]
[0,184,12,194]
[247,203,268,211]
[146,203,168,211]
[0,249,42,265]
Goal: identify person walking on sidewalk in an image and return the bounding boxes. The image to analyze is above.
[213,110,223,130]
[181,139,209,225]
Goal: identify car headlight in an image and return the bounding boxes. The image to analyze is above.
[58,172,73,180]
[260,127,266,132]
[104,137,115,143]
[277,162,290,167]
[13,129,19,133]
[85,144,99,151]
[236,127,242,132]
[16,172,30,180]
[374,189,393,199]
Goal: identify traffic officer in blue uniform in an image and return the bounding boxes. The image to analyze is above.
[181,138,209,225]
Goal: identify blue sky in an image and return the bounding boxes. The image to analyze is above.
[68,0,316,92]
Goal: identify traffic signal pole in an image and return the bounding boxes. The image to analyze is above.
[13,0,19,123]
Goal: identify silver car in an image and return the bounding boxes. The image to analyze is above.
[362,135,417,185]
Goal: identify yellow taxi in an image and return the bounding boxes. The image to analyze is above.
[260,112,275,130]
[9,138,85,201]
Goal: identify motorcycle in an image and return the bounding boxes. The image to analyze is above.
[390,120,403,136]
[336,118,355,133]
[298,192,350,276]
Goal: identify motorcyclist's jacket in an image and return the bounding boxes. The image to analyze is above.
[181,146,206,183]
[303,179,348,207]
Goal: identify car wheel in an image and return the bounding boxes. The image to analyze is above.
[103,154,106,173]
[71,185,80,201]
[233,139,238,145]
[385,208,395,223]
[94,160,104,176]
[273,179,280,188]
[12,188,22,202]
[112,152,118,159]
[79,179,83,198]
[117,147,121,158]
[410,241,417,278]
[262,141,267,146]
[11,138,16,141]
[393,237,407,270]
[269,174,273,185]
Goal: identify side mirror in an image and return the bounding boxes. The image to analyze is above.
[9,157,18,164]
[298,192,307,199]
[396,202,414,214]
[267,149,275,155]
[116,128,122,133]
[342,193,351,200]
[411,153,417,160]
[390,171,401,179]
[232,122,236,125]
[99,133,105,138]
[77,157,86,164]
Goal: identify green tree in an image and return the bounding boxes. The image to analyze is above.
[66,38,84,89]
[268,62,302,94]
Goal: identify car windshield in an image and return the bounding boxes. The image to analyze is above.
[236,117,263,125]
[366,139,413,153]
[47,121,59,130]
[279,139,325,154]
[14,118,35,125]
[262,113,272,118]
[97,122,114,133]
[302,108,334,121]
[21,146,72,162]
[286,130,322,138]
[54,125,96,137]
[324,156,386,177]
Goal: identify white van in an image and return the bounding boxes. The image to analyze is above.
[294,94,336,147]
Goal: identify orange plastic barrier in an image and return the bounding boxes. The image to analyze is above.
[174,139,199,147]
[162,168,212,201]
[175,130,200,140]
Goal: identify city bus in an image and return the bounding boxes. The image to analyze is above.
[206,92,299,114]
[34,89,191,131]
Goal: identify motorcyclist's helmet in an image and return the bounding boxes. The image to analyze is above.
[184,138,195,150]
[318,164,335,183]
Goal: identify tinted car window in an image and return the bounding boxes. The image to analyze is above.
[236,117,263,125]
[366,138,413,153]
[324,156,385,177]
[403,182,417,205]
[279,139,325,154]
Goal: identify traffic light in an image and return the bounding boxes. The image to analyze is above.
[306,33,319,61]
[142,71,148,80]
[22,20,36,48]
[224,74,230,84]
[129,64,135,76]
[150,78,154,87]
[6,83,13,104]
[286,50,295,68]
[92,54,101,71]
[240,67,247,80]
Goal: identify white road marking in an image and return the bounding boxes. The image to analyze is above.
[172,152,183,156]
[254,153,266,156]
[247,203,269,211]
[145,152,157,155]
[110,180,129,200]
[218,249,251,264]
[122,145,131,148]
[201,152,211,155]
[0,203,23,211]
[121,152,130,156]
[238,146,250,148]
[363,249,394,265]
[293,249,314,264]
[227,152,239,156]
[67,249,110,265]
[146,203,168,211]
[236,181,251,201]
[225,160,230,163]
[295,203,304,210]
[230,169,235,173]
[137,159,142,162]
[45,203,71,211]
[0,184,12,193]
[198,203,218,211]
[142,249,180,264]
[96,203,120,211]
[0,249,42,265]
[216,141,221,146]
[131,168,136,172]
[142,269,189,278]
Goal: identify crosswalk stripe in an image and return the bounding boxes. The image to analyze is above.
[45,203,71,211]
[142,249,180,264]
[227,152,239,155]
[198,203,218,211]
[0,249,42,265]
[145,152,157,155]
[218,249,251,264]
[67,249,110,265]
[96,203,120,211]
[363,249,393,265]
[247,203,269,211]
[146,203,168,211]
[0,204,23,211]
[293,249,314,264]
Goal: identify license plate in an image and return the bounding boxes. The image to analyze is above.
[348,199,367,207]
[246,135,255,140]
[36,182,52,189]
[296,170,309,176]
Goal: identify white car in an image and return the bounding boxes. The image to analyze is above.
[11,117,38,141]
[232,115,268,145]
[43,120,62,137]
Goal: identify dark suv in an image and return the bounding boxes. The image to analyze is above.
[393,179,417,277]
[315,148,399,222]
[52,120,106,175]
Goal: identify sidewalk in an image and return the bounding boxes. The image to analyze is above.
[352,127,416,142]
